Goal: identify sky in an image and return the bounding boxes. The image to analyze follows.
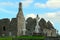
[0,0,60,34]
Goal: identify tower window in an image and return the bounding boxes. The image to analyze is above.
[3,26,6,31]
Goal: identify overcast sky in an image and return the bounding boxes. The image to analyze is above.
[0,0,60,34]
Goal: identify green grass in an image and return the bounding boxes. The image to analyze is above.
[0,36,45,40]
[0,37,12,40]
[16,36,45,39]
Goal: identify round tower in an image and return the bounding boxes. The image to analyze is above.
[17,2,26,36]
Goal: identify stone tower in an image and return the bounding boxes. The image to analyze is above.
[17,2,25,36]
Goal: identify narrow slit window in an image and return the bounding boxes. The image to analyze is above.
[3,26,6,31]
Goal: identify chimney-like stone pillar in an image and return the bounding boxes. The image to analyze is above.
[17,2,25,36]
[19,2,22,11]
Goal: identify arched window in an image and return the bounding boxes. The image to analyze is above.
[3,26,6,31]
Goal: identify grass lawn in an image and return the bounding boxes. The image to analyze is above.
[0,37,12,40]
[0,36,45,40]
[16,36,45,39]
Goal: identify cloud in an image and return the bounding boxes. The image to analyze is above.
[0,2,18,7]
[0,8,16,14]
[0,2,18,14]
[34,3,46,8]
[39,12,60,23]
[21,0,33,7]
[0,2,13,6]
[25,13,36,19]
[34,0,60,8]
[25,12,60,26]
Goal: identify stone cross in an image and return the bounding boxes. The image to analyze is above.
[35,14,40,33]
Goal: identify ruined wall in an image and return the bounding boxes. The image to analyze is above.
[0,18,10,36]
[0,17,57,37]
[0,2,57,37]
[0,18,17,36]
[9,18,17,36]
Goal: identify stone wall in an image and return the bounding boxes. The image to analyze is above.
[0,18,17,36]
[43,28,57,37]
[9,18,17,36]
[0,18,10,36]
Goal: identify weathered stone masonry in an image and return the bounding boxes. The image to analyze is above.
[0,2,57,37]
